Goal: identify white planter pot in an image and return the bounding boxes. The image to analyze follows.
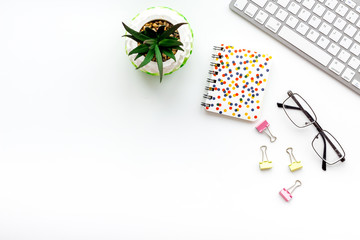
[124,7,194,77]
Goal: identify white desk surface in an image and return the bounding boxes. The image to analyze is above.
[1,0,360,239]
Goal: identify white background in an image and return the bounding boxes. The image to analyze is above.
[1,0,360,239]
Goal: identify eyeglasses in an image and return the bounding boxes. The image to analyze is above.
[277,91,345,171]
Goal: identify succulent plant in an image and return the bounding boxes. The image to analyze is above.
[122,22,187,82]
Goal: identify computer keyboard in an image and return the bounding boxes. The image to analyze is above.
[230,0,360,95]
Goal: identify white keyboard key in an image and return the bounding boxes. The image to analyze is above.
[314,4,326,16]
[344,24,357,37]
[335,4,349,16]
[288,2,301,14]
[279,26,332,66]
[307,29,320,42]
[340,36,353,49]
[328,43,341,55]
[309,16,321,28]
[355,31,360,42]
[325,0,339,10]
[286,15,299,28]
[352,79,360,89]
[234,0,248,10]
[357,19,360,28]
[251,0,267,7]
[317,36,330,49]
[245,3,258,17]
[324,10,337,23]
[329,29,342,42]
[357,6,360,13]
[350,43,360,56]
[346,11,359,23]
[334,18,347,30]
[303,0,315,9]
[296,22,309,35]
[344,0,356,8]
[338,50,351,62]
[329,59,345,75]
[277,0,290,8]
[319,22,332,35]
[265,2,278,14]
[342,68,355,82]
[255,10,269,24]
[349,57,360,69]
[265,17,282,32]
[299,9,311,21]
[276,8,288,21]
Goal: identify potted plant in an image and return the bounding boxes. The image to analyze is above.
[123,7,194,82]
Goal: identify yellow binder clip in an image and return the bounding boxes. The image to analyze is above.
[259,146,272,170]
[287,147,303,172]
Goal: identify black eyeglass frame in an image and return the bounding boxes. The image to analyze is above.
[277,91,345,171]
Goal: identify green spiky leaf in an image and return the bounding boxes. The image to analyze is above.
[162,48,176,61]
[128,44,149,55]
[158,39,183,47]
[143,27,157,38]
[156,25,165,36]
[134,53,144,61]
[122,34,143,44]
[154,45,163,82]
[122,22,150,42]
[143,39,157,45]
[158,23,187,41]
[136,48,154,69]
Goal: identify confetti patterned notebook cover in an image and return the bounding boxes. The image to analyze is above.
[201,44,273,121]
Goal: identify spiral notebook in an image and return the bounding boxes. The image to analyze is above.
[201,44,273,121]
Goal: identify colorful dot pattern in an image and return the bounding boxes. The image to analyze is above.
[204,44,272,121]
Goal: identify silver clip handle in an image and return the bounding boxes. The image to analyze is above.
[260,145,269,163]
[287,180,302,194]
[286,147,299,164]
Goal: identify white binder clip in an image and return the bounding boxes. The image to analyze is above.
[279,180,302,202]
[259,146,272,170]
[287,147,303,172]
[255,120,277,142]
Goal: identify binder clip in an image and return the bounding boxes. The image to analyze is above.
[286,147,303,172]
[259,146,272,170]
[279,180,302,202]
[255,120,277,142]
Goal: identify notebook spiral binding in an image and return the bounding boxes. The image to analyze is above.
[201,46,225,107]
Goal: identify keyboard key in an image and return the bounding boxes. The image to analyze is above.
[329,29,342,42]
[352,79,360,89]
[329,59,345,75]
[251,0,267,7]
[245,3,258,17]
[265,17,282,32]
[314,4,326,16]
[327,43,340,55]
[286,15,299,28]
[349,57,360,69]
[344,24,357,37]
[342,68,355,82]
[303,0,315,9]
[307,29,320,42]
[346,11,359,23]
[340,36,353,49]
[357,6,360,13]
[334,17,347,30]
[299,9,311,21]
[355,31,360,43]
[319,22,332,35]
[234,0,248,10]
[288,2,300,14]
[324,10,337,23]
[335,4,349,16]
[296,22,309,35]
[277,0,290,8]
[309,16,321,28]
[344,0,356,8]
[276,9,288,21]
[265,2,278,14]
[357,19,360,28]
[279,26,332,66]
[350,43,360,56]
[325,0,339,10]
[255,10,269,24]
[317,36,330,49]
[338,50,351,62]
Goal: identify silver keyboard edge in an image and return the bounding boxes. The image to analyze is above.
[229,0,360,95]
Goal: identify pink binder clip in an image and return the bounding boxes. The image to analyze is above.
[279,180,302,202]
[255,120,277,142]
